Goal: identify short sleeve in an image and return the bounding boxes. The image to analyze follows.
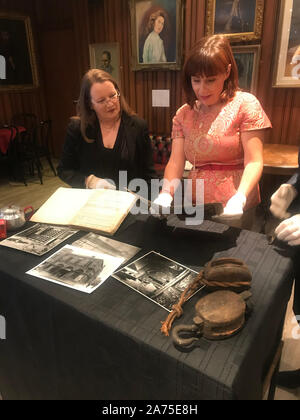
[171,104,187,139]
[239,93,272,132]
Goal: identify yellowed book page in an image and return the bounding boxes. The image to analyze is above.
[31,187,92,225]
[70,189,137,234]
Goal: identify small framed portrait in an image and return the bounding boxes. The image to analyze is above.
[89,42,120,84]
[273,0,300,88]
[0,13,39,91]
[205,0,264,42]
[232,44,261,94]
[129,0,184,71]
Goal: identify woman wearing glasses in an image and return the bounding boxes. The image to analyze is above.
[57,69,155,190]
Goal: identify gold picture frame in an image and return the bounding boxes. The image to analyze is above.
[272,0,300,88]
[129,0,184,71]
[205,0,264,42]
[232,44,261,94]
[0,13,39,91]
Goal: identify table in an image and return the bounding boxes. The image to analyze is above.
[261,144,299,234]
[0,214,295,400]
[263,144,299,176]
[0,126,26,155]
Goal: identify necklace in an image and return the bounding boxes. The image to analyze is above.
[100,118,121,149]
[101,120,120,131]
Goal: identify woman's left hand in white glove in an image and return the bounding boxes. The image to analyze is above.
[221,192,246,218]
[275,214,300,246]
[85,174,116,190]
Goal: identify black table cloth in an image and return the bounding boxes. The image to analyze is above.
[0,214,295,400]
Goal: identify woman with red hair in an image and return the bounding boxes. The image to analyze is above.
[153,35,271,229]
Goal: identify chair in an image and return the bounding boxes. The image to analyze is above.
[11,113,39,143]
[10,113,43,185]
[38,119,57,176]
[0,125,15,181]
[13,125,43,186]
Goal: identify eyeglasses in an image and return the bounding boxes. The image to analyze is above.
[92,91,120,107]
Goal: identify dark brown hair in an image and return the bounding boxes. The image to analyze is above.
[74,69,135,143]
[183,35,239,108]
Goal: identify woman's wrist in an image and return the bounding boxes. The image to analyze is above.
[161,188,172,196]
[235,191,247,206]
[85,174,95,189]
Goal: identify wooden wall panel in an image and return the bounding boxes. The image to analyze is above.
[0,0,80,157]
[86,0,205,135]
[258,0,300,145]
[0,0,299,159]
[85,0,299,144]
[39,29,78,157]
[72,0,90,80]
[104,0,298,144]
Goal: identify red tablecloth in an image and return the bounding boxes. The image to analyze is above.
[0,126,26,154]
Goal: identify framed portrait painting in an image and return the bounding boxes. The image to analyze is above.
[89,42,120,84]
[0,13,38,91]
[129,0,184,70]
[273,0,300,87]
[232,45,261,94]
[205,0,264,42]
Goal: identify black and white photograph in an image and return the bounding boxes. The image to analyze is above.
[72,232,141,264]
[27,244,124,293]
[113,251,201,311]
[0,223,77,256]
[89,42,120,84]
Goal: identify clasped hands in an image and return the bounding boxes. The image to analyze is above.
[270,184,300,246]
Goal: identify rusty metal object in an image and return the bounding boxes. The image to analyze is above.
[172,290,251,349]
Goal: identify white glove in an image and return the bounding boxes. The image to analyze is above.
[86,174,116,190]
[153,192,173,207]
[95,178,116,190]
[150,192,173,216]
[270,184,298,219]
[275,214,300,246]
[221,192,246,218]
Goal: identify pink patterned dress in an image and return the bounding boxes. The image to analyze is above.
[171,91,272,209]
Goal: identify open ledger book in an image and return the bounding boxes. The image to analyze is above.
[31,187,137,235]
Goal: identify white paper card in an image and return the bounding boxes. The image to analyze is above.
[152,89,170,107]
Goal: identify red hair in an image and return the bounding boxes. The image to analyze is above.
[183,35,239,107]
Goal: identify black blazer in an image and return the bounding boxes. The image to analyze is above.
[57,112,156,189]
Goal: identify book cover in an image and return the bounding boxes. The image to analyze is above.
[31,187,137,235]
